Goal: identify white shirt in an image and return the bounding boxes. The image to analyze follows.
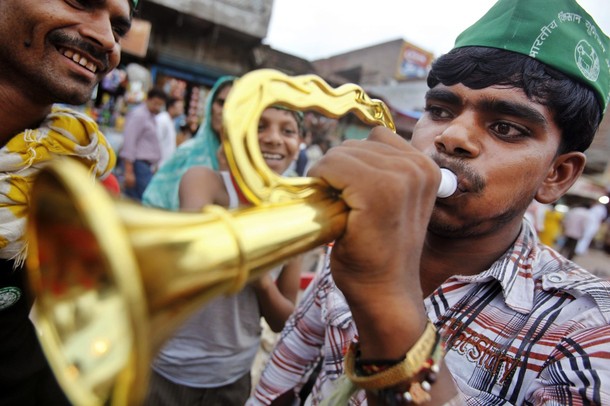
[155,111,177,166]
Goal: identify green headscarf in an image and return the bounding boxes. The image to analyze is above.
[454,0,610,113]
[142,75,236,210]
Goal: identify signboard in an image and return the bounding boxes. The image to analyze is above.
[396,42,433,80]
[121,18,152,58]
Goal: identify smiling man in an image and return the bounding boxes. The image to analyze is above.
[0,1,135,404]
[249,0,610,405]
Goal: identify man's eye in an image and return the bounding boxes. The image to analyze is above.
[424,105,452,119]
[66,0,88,10]
[113,26,129,39]
[491,122,530,139]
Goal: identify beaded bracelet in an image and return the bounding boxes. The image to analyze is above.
[376,335,445,405]
[344,320,444,393]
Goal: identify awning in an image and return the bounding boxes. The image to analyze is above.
[566,176,607,200]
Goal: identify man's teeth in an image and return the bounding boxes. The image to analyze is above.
[262,153,283,160]
[61,48,98,73]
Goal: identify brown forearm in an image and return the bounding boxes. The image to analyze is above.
[254,277,296,332]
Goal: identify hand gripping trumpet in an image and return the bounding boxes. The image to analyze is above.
[26,69,456,405]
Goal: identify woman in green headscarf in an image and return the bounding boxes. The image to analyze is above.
[142,75,236,210]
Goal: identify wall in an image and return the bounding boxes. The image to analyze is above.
[147,0,273,39]
[132,1,264,79]
[313,39,432,86]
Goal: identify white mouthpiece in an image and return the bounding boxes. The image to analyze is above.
[437,168,458,198]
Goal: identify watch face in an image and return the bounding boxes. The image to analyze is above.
[0,286,21,310]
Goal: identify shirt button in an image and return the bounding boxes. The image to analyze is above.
[547,272,566,283]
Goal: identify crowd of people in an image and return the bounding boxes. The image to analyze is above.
[117,78,337,205]
[1,0,610,406]
[526,199,609,261]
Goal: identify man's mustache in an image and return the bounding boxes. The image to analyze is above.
[431,152,485,193]
[48,31,110,72]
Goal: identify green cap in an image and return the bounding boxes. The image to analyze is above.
[454,0,610,113]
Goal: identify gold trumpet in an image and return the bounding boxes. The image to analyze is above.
[26,69,396,406]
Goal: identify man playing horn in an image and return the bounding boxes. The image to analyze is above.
[250,0,610,404]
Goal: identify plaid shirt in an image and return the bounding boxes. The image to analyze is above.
[248,220,610,405]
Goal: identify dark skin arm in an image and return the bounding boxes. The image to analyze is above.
[123,160,136,189]
[308,127,458,405]
[179,166,227,211]
[252,255,301,332]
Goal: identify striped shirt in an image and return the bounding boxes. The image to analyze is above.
[248,220,610,405]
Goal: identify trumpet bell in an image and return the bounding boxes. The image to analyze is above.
[26,158,347,405]
[27,159,149,405]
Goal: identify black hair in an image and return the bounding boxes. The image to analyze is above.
[147,87,167,102]
[427,47,602,154]
[213,79,235,103]
[166,97,181,109]
[290,110,305,138]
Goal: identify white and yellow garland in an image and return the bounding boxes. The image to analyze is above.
[0,106,116,266]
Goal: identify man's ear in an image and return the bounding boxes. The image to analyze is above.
[536,151,586,204]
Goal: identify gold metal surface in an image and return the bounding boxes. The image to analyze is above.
[223,69,394,205]
[26,69,395,405]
